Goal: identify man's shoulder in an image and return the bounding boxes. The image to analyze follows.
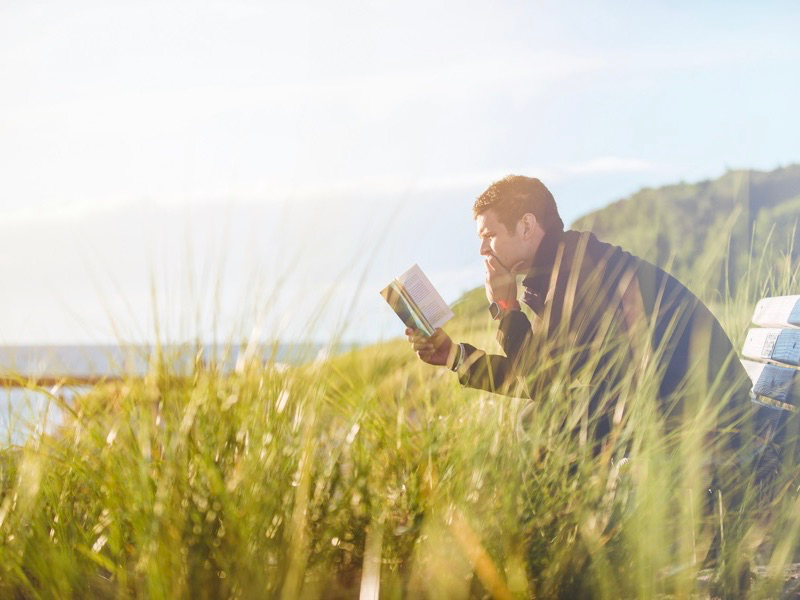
[563,229,693,293]
[561,229,635,267]
[567,230,704,306]
[562,229,621,251]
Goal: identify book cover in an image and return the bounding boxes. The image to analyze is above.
[380,264,454,337]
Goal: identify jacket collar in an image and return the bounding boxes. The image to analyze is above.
[520,229,564,312]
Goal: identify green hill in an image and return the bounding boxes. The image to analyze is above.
[572,164,800,298]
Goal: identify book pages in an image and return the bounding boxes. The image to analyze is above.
[379,281,435,336]
[380,264,454,336]
[395,264,454,330]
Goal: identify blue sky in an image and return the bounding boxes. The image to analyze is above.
[1,0,799,344]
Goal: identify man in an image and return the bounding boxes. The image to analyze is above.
[407,175,771,470]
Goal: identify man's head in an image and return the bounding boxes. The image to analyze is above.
[473,175,563,269]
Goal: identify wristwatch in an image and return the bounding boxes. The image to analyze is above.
[448,343,465,372]
[489,299,520,320]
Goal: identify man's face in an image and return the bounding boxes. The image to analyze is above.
[476,209,528,270]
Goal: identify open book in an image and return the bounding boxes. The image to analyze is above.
[380,264,454,337]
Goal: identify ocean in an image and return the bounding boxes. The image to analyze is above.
[0,343,329,444]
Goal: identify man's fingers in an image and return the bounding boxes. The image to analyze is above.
[417,349,439,362]
[408,326,449,364]
[510,259,527,275]
[486,254,513,273]
[406,327,427,343]
[430,328,446,343]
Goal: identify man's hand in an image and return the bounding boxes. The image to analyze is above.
[484,255,525,304]
[405,327,453,367]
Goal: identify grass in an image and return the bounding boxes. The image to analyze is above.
[2,239,800,598]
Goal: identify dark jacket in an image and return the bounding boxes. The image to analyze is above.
[455,229,753,447]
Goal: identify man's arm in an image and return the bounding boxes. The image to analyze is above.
[454,310,534,396]
[453,253,535,396]
[405,308,535,398]
[405,252,536,397]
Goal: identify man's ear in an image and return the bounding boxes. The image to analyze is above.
[520,213,537,240]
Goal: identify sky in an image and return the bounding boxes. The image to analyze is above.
[1,0,799,345]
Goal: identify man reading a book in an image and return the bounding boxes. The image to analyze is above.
[406,175,774,476]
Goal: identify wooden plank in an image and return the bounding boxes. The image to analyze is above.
[742,328,800,367]
[741,359,799,406]
[753,295,800,328]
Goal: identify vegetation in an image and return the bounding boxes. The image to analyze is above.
[573,164,800,299]
[3,169,800,597]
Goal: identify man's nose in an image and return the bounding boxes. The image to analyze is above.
[480,240,491,255]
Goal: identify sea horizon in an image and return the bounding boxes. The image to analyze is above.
[0,342,357,443]
[0,341,360,379]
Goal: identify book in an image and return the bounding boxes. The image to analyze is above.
[752,295,800,328]
[380,264,454,337]
[742,328,800,366]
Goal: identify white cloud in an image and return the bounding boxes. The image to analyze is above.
[0,52,606,135]
[561,157,663,176]
[0,155,671,228]
[0,197,135,226]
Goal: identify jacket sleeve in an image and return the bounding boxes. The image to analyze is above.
[456,310,535,397]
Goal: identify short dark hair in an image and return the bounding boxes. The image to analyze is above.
[472,175,564,233]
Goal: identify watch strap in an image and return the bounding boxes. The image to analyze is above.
[496,299,520,311]
[489,299,521,320]
[448,343,465,372]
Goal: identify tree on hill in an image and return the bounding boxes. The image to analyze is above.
[572,165,800,298]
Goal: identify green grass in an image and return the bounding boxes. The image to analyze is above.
[2,243,800,598]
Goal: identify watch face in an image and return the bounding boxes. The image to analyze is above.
[489,302,500,320]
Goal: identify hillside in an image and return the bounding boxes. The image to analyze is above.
[572,164,800,297]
